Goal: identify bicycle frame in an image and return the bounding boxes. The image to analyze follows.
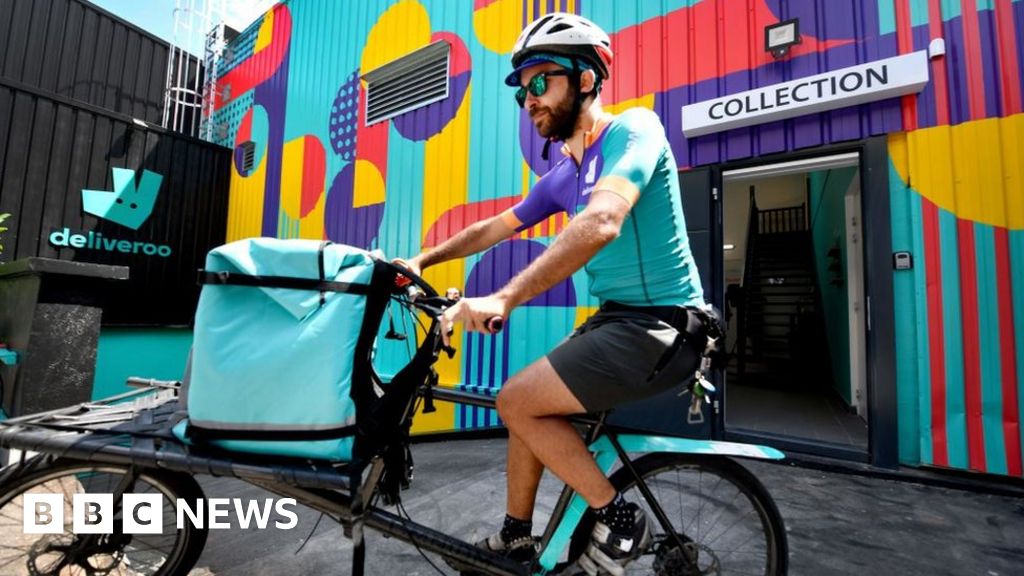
[232,386,783,576]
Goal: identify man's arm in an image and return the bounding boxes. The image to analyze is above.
[437,191,631,341]
[405,213,517,274]
[495,191,630,309]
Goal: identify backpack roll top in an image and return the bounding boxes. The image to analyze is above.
[174,238,393,462]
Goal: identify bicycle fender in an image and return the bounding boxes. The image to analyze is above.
[588,435,785,460]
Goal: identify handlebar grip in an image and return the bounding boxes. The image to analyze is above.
[485,317,504,334]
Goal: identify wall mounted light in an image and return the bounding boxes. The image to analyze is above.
[765,19,801,59]
[724,244,736,251]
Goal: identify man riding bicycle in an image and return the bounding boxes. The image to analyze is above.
[397,13,707,575]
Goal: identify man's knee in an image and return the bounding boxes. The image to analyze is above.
[496,380,525,423]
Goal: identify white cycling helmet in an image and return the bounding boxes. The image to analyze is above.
[504,12,613,86]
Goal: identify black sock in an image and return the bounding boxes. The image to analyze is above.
[500,514,533,543]
[593,492,635,533]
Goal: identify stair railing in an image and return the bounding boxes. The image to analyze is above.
[757,204,807,234]
[737,186,760,381]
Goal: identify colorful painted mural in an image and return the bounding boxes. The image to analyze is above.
[210,0,1024,477]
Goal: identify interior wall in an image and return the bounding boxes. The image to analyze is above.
[723,173,807,285]
[809,167,858,405]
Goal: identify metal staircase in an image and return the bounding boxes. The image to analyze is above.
[735,188,826,386]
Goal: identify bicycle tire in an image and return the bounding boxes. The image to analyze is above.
[0,456,209,576]
[567,453,788,576]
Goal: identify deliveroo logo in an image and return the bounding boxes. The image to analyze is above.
[82,168,163,230]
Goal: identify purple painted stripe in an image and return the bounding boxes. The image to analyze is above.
[1017,1,1024,101]
[827,43,864,142]
[764,0,876,42]
[976,9,1003,118]
[943,17,971,125]
[866,31,904,133]
[547,0,554,14]
[723,65,754,160]
[913,23,939,129]
[466,331,475,391]
[255,53,289,236]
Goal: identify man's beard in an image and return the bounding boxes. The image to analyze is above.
[530,83,578,141]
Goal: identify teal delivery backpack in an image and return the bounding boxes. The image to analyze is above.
[174,238,401,462]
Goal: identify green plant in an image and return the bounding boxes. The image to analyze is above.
[0,213,9,255]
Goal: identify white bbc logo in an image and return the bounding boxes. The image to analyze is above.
[23,493,163,534]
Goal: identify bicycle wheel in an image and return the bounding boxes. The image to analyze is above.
[569,453,787,576]
[0,456,208,576]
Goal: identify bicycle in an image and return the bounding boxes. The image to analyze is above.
[0,259,788,576]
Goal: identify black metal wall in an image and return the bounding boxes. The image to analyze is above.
[0,80,230,325]
[0,0,202,130]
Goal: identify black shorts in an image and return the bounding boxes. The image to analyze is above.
[547,307,701,413]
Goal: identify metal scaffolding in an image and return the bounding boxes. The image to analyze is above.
[161,0,226,139]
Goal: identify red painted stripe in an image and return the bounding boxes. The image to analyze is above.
[994,0,1024,115]
[895,0,918,130]
[236,110,253,146]
[960,0,987,120]
[994,228,1023,476]
[355,84,389,175]
[300,136,326,217]
[215,5,291,111]
[957,219,987,471]
[424,197,521,247]
[928,0,951,125]
[922,199,949,466]
[603,1,853,104]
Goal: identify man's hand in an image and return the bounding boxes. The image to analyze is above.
[392,256,424,287]
[440,295,509,346]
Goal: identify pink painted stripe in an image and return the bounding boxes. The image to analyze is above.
[922,199,949,466]
[995,0,1024,115]
[994,228,1023,476]
[958,219,987,471]
[960,0,988,120]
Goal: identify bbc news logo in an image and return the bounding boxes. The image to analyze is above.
[23,494,299,534]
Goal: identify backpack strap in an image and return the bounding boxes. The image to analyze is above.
[197,271,370,294]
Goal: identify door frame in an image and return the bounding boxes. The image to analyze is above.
[704,136,897,468]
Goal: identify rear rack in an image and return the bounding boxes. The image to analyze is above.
[0,382,355,492]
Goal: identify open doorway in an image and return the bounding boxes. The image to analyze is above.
[722,153,868,449]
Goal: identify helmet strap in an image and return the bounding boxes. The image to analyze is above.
[542,59,597,161]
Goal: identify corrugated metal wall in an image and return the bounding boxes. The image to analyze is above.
[886,0,1024,478]
[0,0,201,130]
[213,0,1024,476]
[0,80,231,325]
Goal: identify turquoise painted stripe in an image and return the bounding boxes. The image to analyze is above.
[890,162,922,465]
[938,208,969,469]
[878,0,897,35]
[910,185,933,464]
[974,224,1008,474]
[1010,230,1024,475]
[910,0,931,27]
[976,0,995,11]
[940,0,963,19]
[93,328,194,399]
[467,46,522,204]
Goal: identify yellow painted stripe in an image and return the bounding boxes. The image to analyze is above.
[279,137,305,220]
[606,93,655,114]
[226,151,266,241]
[421,85,472,388]
[254,9,274,53]
[897,114,1024,229]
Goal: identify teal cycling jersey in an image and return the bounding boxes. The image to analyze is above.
[507,108,704,307]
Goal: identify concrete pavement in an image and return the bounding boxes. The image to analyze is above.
[189,438,1024,576]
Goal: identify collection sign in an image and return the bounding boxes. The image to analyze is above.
[682,50,930,137]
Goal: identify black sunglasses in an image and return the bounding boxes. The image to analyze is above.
[515,70,572,108]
